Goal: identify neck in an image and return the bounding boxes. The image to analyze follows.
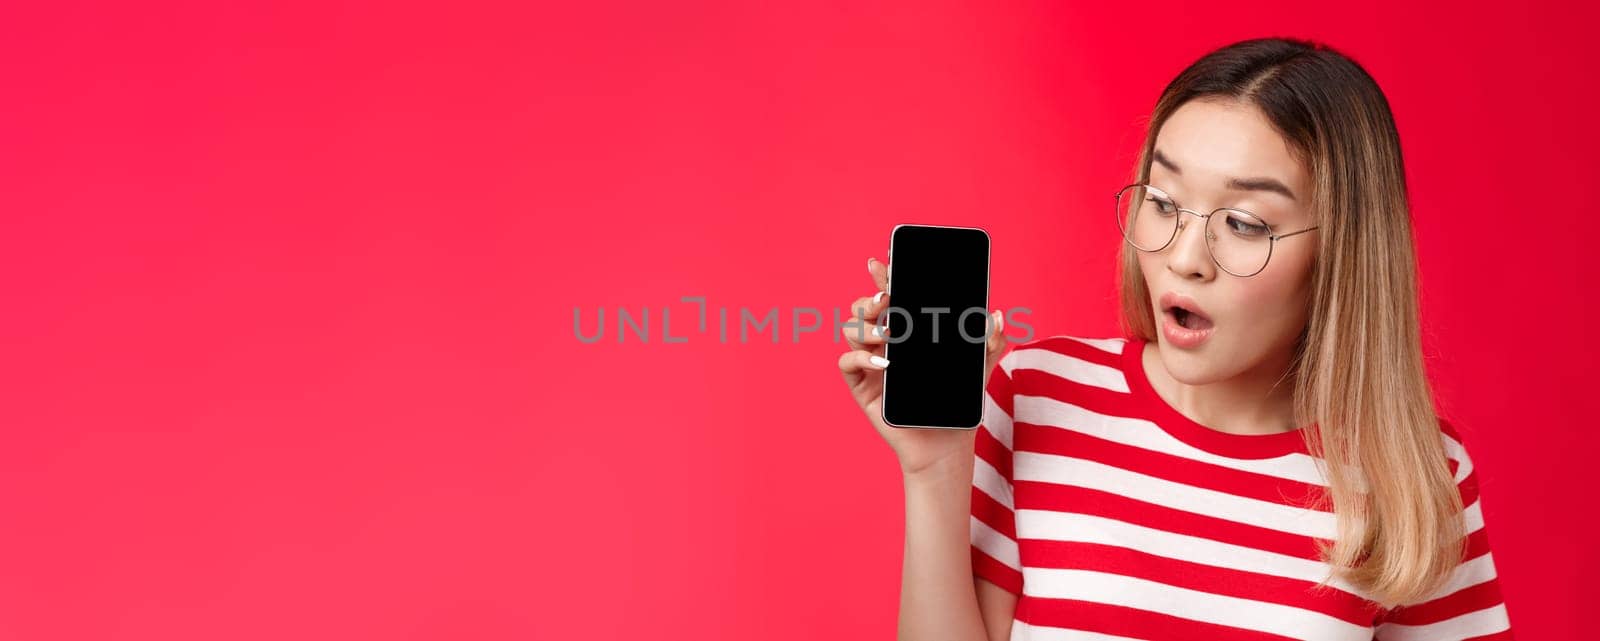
[1142,339,1301,436]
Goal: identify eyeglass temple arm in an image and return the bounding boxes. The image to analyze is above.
[1272,226,1319,240]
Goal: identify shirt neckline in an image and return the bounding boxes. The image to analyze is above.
[1120,337,1311,460]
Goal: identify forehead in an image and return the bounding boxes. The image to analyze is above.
[1152,98,1308,193]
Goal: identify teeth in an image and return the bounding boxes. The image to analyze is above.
[1163,298,1212,332]
[1168,306,1208,330]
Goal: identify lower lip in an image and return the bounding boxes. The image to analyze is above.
[1162,310,1214,349]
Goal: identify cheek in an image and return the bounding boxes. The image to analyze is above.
[1136,252,1160,286]
[1227,253,1314,330]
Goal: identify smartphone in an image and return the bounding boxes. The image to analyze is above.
[879,224,992,429]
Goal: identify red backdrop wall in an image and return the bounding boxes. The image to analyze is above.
[1,1,1591,639]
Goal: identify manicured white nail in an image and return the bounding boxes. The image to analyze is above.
[873,291,886,304]
[868,355,890,369]
[871,325,884,338]
[994,310,1004,332]
[867,257,876,273]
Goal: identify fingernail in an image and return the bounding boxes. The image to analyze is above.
[871,325,884,338]
[994,310,1004,332]
[868,355,890,369]
[873,291,886,304]
[867,257,876,273]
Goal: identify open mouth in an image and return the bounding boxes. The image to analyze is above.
[1158,291,1213,348]
[1167,304,1214,331]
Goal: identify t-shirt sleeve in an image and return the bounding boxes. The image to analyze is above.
[1374,421,1513,640]
[970,350,1022,595]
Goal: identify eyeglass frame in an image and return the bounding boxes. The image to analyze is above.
[1115,182,1319,277]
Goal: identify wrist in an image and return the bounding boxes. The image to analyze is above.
[901,453,974,487]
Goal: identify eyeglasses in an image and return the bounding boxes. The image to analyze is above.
[1115,183,1318,277]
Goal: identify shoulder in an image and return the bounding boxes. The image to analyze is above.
[1435,416,1478,484]
[995,334,1134,391]
[999,334,1131,369]
[1436,416,1475,464]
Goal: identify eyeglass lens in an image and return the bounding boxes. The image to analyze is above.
[1116,185,1276,276]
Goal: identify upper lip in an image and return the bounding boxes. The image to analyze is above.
[1159,291,1211,321]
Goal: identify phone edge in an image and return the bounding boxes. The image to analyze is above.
[879,223,991,431]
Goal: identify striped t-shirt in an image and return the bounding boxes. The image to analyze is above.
[970,335,1512,641]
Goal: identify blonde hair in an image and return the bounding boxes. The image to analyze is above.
[1116,38,1463,607]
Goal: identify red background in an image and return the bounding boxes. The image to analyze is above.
[1,1,1592,639]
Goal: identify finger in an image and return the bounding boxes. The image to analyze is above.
[838,349,891,381]
[985,310,1007,362]
[867,257,890,293]
[839,315,890,350]
[987,310,1005,349]
[846,290,890,323]
[980,311,1007,388]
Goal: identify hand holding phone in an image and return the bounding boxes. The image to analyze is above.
[838,225,1007,473]
[879,225,993,429]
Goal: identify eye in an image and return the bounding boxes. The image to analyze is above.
[1223,211,1271,238]
[1146,196,1177,216]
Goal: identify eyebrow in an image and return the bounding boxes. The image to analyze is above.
[1151,148,1298,202]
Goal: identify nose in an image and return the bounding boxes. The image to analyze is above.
[1165,209,1215,281]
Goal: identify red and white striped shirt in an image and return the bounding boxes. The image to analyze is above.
[970,335,1512,641]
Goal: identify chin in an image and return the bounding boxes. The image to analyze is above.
[1155,335,1236,385]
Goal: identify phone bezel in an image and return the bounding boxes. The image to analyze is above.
[879,223,992,430]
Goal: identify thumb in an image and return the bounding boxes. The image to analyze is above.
[985,310,1007,369]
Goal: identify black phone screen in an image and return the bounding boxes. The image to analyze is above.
[880,224,991,429]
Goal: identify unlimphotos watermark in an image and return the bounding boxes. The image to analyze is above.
[574,296,1033,344]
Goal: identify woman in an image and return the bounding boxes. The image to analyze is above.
[837,38,1512,640]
